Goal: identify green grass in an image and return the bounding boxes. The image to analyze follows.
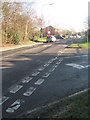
[37,37,47,42]
[70,38,90,48]
[70,43,90,48]
[28,90,89,118]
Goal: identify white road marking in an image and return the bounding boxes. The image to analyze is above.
[56,61,61,65]
[10,85,23,93]
[42,73,50,78]
[44,63,49,67]
[22,76,33,83]
[43,44,52,47]
[49,68,55,72]
[84,65,90,68]
[6,99,23,113]
[52,65,58,68]
[23,87,36,96]
[35,79,45,85]
[48,60,53,64]
[38,67,45,71]
[0,96,9,105]
[4,54,15,58]
[64,55,88,59]
[59,58,63,62]
[66,63,85,69]
[31,72,40,76]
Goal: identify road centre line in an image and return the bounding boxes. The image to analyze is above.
[9,85,23,93]
[34,79,45,85]
[31,72,40,76]
[49,68,56,72]
[38,67,45,71]
[6,99,24,113]
[44,63,49,67]
[42,73,50,78]
[23,87,36,96]
[0,96,9,105]
[22,76,33,83]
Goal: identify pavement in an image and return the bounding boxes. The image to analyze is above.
[0,42,43,52]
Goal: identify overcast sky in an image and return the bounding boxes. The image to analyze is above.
[33,0,89,32]
[4,0,90,31]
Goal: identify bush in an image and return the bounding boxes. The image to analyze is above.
[13,33,20,45]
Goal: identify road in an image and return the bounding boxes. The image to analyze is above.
[0,38,88,118]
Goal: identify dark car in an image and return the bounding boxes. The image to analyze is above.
[55,35,65,39]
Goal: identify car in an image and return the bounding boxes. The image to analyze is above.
[46,35,56,42]
[55,35,65,39]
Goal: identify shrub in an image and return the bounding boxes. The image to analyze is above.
[13,33,20,45]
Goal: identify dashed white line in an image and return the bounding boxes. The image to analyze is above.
[44,63,49,67]
[23,87,36,96]
[9,85,23,93]
[22,76,33,83]
[35,79,45,85]
[6,99,24,113]
[49,68,55,72]
[42,73,50,78]
[0,96,9,105]
[31,72,40,76]
[38,67,45,71]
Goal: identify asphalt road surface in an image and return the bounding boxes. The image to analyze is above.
[1,38,89,118]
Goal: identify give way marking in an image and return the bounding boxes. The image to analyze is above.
[66,63,90,69]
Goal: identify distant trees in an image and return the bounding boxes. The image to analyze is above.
[1,2,44,45]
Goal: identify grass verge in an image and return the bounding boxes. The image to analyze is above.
[37,37,47,42]
[70,38,90,48]
[28,89,89,119]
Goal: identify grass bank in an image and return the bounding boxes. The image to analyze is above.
[70,38,90,48]
[28,89,89,119]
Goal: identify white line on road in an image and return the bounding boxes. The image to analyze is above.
[34,79,45,85]
[9,85,23,93]
[22,76,33,83]
[66,63,85,69]
[49,68,56,72]
[23,87,36,96]
[42,73,50,78]
[6,99,24,113]
[31,72,40,76]
[0,96,9,105]
[38,67,45,71]
[43,63,49,67]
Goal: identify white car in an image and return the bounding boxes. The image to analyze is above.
[51,35,56,42]
[47,35,56,42]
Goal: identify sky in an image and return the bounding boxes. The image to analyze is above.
[33,0,89,32]
[3,0,90,32]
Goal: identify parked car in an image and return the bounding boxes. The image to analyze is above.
[46,35,56,42]
[55,35,65,39]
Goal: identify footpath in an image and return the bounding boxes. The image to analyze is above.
[0,42,43,52]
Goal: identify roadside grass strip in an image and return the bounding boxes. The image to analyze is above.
[34,79,45,85]
[23,87,36,96]
[26,89,89,118]
[0,96,9,105]
[6,99,24,113]
[9,85,23,93]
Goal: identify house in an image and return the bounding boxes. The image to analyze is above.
[41,26,55,37]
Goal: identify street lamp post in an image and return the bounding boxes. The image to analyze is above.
[40,3,54,39]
